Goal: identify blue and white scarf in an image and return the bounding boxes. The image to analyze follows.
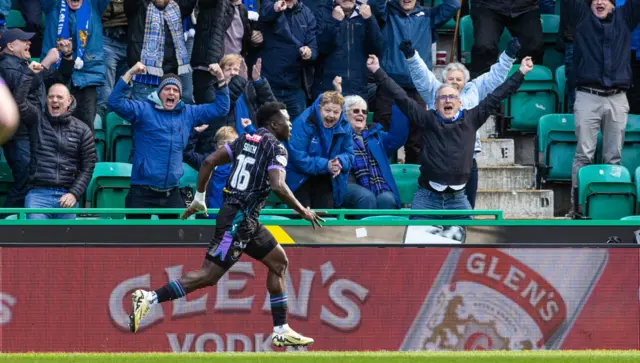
[140,1,191,77]
[56,0,91,70]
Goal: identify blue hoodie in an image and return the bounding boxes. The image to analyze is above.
[285,94,354,207]
[370,0,459,88]
[108,78,230,190]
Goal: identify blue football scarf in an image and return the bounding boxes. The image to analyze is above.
[56,0,91,70]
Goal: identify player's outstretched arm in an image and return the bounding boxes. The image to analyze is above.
[181,147,232,220]
[268,169,324,229]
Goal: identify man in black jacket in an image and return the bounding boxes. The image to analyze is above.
[470,0,543,78]
[0,29,74,211]
[15,74,96,220]
[367,54,533,220]
[568,0,640,218]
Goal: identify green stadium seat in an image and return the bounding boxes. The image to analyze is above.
[432,0,457,32]
[105,112,131,161]
[636,167,640,202]
[95,129,107,163]
[180,163,198,194]
[391,164,420,207]
[86,162,132,218]
[619,114,640,178]
[537,114,575,183]
[6,10,26,28]
[621,215,640,221]
[361,215,410,221]
[504,65,557,132]
[366,112,374,126]
[541,15,563,72]
[555,66,566,113]
[459,15,511,65]
[577,164,636,220]
[0,162,14,207]
[259,215,291,221]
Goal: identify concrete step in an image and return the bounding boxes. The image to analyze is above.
[475,189,554,218]
[478,166,536,191]
[513,134,537,166]
[476,138,515,167]
[478,115,498,139]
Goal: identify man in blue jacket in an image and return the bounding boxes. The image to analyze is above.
[370,0,459,163]
[108,61,230,219]
[286,91,354,208]
[42,0,111,131]
[313,0,383,99]
[568,0,640,218]
[259,0,318,122]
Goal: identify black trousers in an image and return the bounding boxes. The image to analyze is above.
[293,175,334,209]
[125,185,185,220]
[71,86,98,133]
[18,0,43,57]
[465,158,479,209]
[470,6,544,78]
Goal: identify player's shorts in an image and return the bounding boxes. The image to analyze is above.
[205,203,277,270]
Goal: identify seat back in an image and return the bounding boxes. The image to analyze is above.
[86,162,132,217]
[541,15,563,72]
[180,163,198,194]
[6,10,26,28]
[555,65,566,113]
[505,65,557,132]
[621,114,640,178]
[361,215,410,221]
[578,165,636,219]
[390,164,420,207]
[537,114,575,182]
[95,129,107,162]
[110,125,132,163]
[0,162,14,207]
[459,15,511,65]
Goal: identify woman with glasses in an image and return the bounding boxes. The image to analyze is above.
[341,94,408,211]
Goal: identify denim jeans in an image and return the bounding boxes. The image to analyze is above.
[272,87,307,122]
[98,35,128,117]
[25,188,79,220]
[410,186,473,220]
[564,43,575,113]
[343,184,397,210]
[2,138,30,208]
[131,82,158,102]
[539,0,556,14]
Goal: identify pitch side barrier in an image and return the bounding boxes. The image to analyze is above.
[0,208,638,245]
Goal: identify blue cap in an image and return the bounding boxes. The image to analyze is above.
[0,29,35,50]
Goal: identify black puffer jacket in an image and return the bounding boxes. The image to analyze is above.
[0,54,73,138]
[191,0,253,67]
[15,73,97,199]
[124,0,197,72]
[194,75,276,153]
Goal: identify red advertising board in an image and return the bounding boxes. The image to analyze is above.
[0,247,638,352]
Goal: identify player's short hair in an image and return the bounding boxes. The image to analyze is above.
[214,126,238,144]
[257,102,288,128]
[220,54,244,70]
[320,91,344,108]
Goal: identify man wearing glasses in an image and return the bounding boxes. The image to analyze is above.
[367,54,533,220]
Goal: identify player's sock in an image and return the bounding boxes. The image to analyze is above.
[153,280,186,304]
[270,293,288,328]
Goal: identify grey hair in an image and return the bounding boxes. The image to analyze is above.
[343,95,368,113]
[435,83,460,98]
[441,62,471,83]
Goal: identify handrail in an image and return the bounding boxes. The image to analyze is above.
[0,208,639,226]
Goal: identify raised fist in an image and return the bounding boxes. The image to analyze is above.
[333,76,342,94]
[274,0,287,12]
[241,118,252,128]
[332,6,345,21]
[252,58,262,81]
[366,54,380,74]
[359,4,372,19]
[299,46,312,60]
[208,63,224,80]
[519,56,534,75]
[28,61,44,74]
[57,38,73,58]
[129,62,147,75]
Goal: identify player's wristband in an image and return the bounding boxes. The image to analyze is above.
[194,191,206,203]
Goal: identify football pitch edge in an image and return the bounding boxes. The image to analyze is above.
[1,351,640,363]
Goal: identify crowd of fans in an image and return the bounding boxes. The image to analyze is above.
[0,0,639,220]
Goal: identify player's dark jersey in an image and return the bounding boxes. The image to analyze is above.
[222,128,288,219]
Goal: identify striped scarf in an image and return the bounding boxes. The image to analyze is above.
[352,129,391,196]
[140,0,191,77]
